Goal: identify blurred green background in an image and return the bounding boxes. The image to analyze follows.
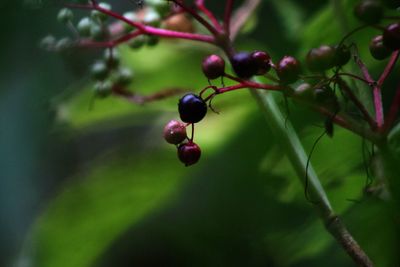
[0,1,399,266]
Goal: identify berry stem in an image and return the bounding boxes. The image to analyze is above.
[64,3,215,44]
[224,0,234,36]
[170,0,220,36]
[78,30,142,48]
[384,83,400,132]
[377,51,399,87]
[336,78,377,130]
[195,0,223,31]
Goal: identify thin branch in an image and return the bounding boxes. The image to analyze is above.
[195,0,223,31]
[377,51,399,87]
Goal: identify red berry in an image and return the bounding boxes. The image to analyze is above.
[354,0,383,24]
[230,51,258,79]
[276,56,301,84]
[163,120,187,144]
[177,142,201,166]
[202,54,225,80]
[369,35,392,60]
[251,50,272,75]
[178,93,207,123]
[383,23,400,51]
[306,45,336,71]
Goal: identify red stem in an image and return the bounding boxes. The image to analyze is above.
[78,30,142,48]
[65,3,215,44]
[384,83,400,132]
[195,0,223,31]
[224,0,234,35]
[377,51,399,86]
[170,0,220,36]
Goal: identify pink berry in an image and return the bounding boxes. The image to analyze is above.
[163,120,187,144]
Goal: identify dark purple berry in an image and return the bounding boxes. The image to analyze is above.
[383,23,400,51]
[251,50,272,75]
[202,54,225,80]
[369,35,392,60]
[230,51,258,79]
[333,45,351,67]
[163,120,187,144]
[306,45,336,71]
[354,0,383,24]
[178,93,207,123]
[276,56,301,84]
[313,86,339,112]
[177,142,201,166]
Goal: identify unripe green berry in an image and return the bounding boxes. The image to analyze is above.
[90,23,108,41]
[114,68,134,85]
[94,80,113,98]
[143,8,161,27]
[57,8,74,24]
[77,17,92,37]
[40,35,56,49]
[90,61,109,81]
[104,49,120,68]
[146,35,160,46]
[123,12,137,32]
[91,2,111,22]
[128,35,146,49]
[146,0,170,16]
[55,37,72,51]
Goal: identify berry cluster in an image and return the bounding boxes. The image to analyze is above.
[163,93,206,166]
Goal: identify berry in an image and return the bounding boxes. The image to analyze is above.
[163,120,187,144]
[333,45,351,67]
[146,35,160,46]
[369,35,392,60]
[90,61,109,80]
[306,45,335,71]
[77,17,92,37]
[383,23,400,51]
[178,93,207,123]
[313,86,339,111]
[91,2,112,22]
[146,0,171,16]
[202,54,225,80]
[104,49,120,68]
[57,8,74,24]
[94,81,113,98]
[251,51,271,75]
[114,68,134,85]
[230,51,258,79]
[122,12,137,32]
[276,56,301,84]
[128,35,146,49]
[90,23,108,41]
[177,142,201,166]
[354,0,383,24]
[163,13,194,33]
[40,35,56,50]
[143,8,161,27]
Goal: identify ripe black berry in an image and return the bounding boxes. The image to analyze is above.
[306,45,336,71]
[333,45,351,67]
[202,54,225,80]
[276,56,301,84]
[354,0,383,24]
[369,35,392,60]
[383,23,400,51]
[178,93,207,123]
[230,51,258,79]
[163,120,187,144]
[251,51,272,75]
[177,142,201,166]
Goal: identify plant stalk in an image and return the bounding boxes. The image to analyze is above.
[251,88,374,267]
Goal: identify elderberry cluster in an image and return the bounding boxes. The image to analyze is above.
[163,93,206,166]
